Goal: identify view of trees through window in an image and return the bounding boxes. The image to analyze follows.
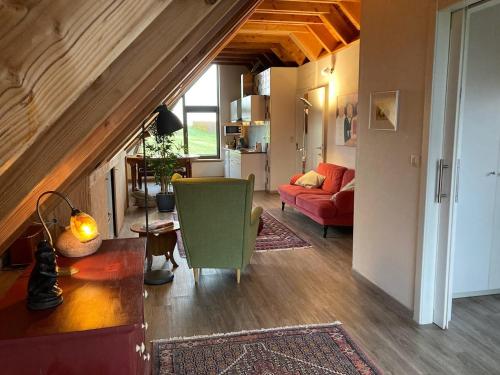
[169,65,219,158]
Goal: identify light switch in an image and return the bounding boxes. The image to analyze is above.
[410,154,420,168]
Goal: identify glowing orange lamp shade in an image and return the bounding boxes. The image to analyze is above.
[70,210,99,242]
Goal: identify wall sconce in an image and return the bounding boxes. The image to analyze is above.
[321,66,335,77]
[27,191,100,310]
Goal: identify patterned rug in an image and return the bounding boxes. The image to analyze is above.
[176,211,311,257]
[152,323,382,375]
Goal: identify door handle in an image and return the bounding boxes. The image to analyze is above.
[436,159,449,203]
[487,171,496,176]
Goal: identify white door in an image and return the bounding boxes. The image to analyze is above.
[453,0,500,298]
[432,8,464,329]
[295,95,306,173]
[305,87,325,172]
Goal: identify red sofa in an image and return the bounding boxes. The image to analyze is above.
[278,163,355,237]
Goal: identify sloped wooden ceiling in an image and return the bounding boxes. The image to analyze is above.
[0,0,261,253]
[214,0,360,69]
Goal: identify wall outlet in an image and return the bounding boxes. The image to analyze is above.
[410,154,421,168]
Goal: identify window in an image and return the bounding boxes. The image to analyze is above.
[170,65,220,158]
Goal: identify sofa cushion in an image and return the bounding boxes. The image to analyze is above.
[290,173,304,185]
[341,169,355,189]
[316,163,347,193]
[340,178,355,192]
[331,190,355,215]
[296,194,338,219]
[278,184,331,204]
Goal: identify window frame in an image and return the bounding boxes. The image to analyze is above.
[176,65,220,159]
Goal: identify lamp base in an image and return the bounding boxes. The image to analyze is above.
[144,269,174,285]
[57,266,79,276]
[27,292,63,310]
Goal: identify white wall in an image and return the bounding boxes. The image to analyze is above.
[192,160,224,177]
[269,68,298,191]
[297,42,359,169]
[353,0,435,309]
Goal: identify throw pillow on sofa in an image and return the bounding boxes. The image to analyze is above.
[294,170,326,189]
[331,178,355,200]
[341,178,355,191]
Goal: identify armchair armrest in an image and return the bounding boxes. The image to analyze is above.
[332,190,354,215]
[242,206,263,267]
[290,173,304,185]
[251,206,263,226]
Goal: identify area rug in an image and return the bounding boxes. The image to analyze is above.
[176,211,311,257]
[152,323,382,375]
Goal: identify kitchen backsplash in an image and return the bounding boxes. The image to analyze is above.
[248,123,269,150]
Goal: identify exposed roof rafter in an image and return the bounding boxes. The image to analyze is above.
[215,0,361,69]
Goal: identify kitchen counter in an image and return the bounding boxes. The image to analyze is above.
[224,147,267,154]
[224,148,267,190]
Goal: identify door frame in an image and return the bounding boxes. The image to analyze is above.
[296,84,328,172]
[306,85,327,170]
[414,0,497,327]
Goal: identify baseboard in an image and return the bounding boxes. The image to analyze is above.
[351,268,414,320]
[453,289,500,299]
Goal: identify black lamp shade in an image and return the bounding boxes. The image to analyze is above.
[154,104,183,136]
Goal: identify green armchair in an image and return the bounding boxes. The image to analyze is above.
[172,174,262,284]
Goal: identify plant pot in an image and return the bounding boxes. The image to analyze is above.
[156,192,175,212]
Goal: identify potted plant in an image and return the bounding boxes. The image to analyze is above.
[146,129,178,212]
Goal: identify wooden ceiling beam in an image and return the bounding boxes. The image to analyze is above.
[337,1,361,30]
[215,61,253,68]
[256,1,332,15]
[221,48,274,55]
[215,56,260,63]
[230,34,306,65]
[239,22,310,34]
[279,36,308,65]
[217,53,262,59]
[269,46,296,64]
[249,13,323,25]
[307,24,341,53]
[231,34,289,44]
[289,32,324,61]
[319,5,358,45]
[225,41,294,66]
[0,0,172,175]
[263,52,287,66]
[0,0,261,253]
[278,0,359,3]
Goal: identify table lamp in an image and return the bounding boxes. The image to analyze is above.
[26,191,100,310]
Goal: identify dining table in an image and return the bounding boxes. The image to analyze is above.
[126,154,199,191]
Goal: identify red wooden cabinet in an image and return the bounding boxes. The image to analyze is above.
[0,238,149,375]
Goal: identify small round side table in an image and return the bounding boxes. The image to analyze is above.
[130,221,180,284]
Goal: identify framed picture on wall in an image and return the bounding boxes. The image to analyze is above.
[369,90,400,131]
[335,93,358,147]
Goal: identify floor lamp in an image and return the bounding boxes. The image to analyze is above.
[143,105,183,285]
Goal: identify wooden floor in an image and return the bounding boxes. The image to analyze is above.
[119,191,500,374]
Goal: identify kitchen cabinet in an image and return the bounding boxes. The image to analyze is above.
[230,99,242,122]
[229,150,242,179]
[241,95,268,122]
[224,149,266,190]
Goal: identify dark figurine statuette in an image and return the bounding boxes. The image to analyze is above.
[27,240,63,310]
